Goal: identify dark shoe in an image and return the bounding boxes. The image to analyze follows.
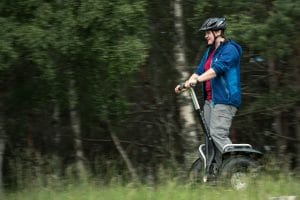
[206,173,218,186]
[207,173,217,181]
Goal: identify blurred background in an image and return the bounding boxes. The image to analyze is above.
[0,0,299,192]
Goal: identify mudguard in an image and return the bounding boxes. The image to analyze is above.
[222,147,263,158]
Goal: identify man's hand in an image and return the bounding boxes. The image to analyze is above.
[175,84,185,93]
[184,77,198,88]
[175,73,201,93]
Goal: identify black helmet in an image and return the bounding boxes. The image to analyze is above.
[199,18,226,31]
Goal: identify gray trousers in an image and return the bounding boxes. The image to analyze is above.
[204,101,237,169]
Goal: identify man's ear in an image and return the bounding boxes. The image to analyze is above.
[213,30,222,36]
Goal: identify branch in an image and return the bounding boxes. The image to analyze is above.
[107,122,140,183]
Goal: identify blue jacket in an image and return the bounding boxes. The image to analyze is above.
[195,40,242,108]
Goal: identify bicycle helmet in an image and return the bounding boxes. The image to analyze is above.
[199,18,226,31]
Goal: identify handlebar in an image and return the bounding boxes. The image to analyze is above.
[175,82,211,144]
[177,83,186,92]
[177,82,196,92]
[176,83,200,110]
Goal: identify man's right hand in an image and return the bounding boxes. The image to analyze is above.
[175,84,183,94]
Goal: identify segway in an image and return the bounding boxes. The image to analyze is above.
[179,85,262,189]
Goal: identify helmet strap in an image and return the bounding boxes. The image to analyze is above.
[212,31,224,48]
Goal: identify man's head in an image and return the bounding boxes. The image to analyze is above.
[199,18,226,46]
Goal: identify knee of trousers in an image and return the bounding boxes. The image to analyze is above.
[211,133,232,151]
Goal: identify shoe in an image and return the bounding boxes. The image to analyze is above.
[206,173,218,186]
[207,173,217,182]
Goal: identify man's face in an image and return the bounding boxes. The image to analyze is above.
[204,30,221,45]
[204,31,215,45]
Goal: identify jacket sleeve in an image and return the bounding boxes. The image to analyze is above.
[211,45,240,75]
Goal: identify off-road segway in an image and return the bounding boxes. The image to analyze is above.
[179,85,263,190]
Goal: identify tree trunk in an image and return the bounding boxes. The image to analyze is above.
[293,43,300,170]
[268,58,285,163]
[173,0,198,166]
[69,79,87,180]
[295,107,300,170]
[108,123,139,183]
[0,117,5,197]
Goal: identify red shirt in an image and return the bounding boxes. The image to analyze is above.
[204,50,215,100]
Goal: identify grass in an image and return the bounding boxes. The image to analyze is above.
[5,175,300,200]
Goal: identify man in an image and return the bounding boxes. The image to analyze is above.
[175,17,242,171]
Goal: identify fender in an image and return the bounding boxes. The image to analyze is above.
[222,147,263,159]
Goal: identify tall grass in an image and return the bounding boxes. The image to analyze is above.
[5,174,299,200]
[4,153,299,200]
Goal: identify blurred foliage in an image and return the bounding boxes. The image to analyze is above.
[0,0,149,188]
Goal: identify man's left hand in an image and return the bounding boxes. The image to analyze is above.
[185,77,198,88]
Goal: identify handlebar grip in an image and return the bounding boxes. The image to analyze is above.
[178,82,196,91]
[190,83,196,87]
[178,83,186,91]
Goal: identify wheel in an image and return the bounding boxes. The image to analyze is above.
[189,158,205,183]
[220,156,261,190]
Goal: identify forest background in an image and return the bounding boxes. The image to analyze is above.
[0,0,299,194]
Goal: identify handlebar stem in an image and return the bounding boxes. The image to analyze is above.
[188,87,200,110]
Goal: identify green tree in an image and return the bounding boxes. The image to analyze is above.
[0,0,149,188]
